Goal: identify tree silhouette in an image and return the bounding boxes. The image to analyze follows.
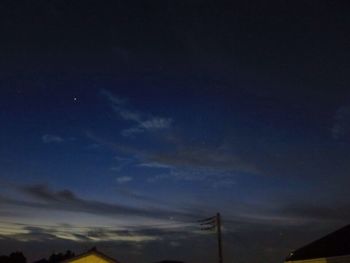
[0,252,26,263]
[33,250,75,263]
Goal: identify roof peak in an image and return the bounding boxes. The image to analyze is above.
[63,248,119,263]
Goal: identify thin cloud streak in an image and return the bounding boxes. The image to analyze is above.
[100,89,125,106]
[116,176,133,184]
[100,89,173,136]
[0,185,197,221]
[0,223,161,243]
[86,132,259,184]
[42,134,64,143]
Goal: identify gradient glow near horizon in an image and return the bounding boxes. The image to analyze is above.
[1,1,350,263]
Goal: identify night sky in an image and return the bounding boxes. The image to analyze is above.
[1,1,350,263]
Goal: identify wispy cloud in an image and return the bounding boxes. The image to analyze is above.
[147,167,236,185]
[86,132,259,185]
[0,218,333,263]
[42,134,64,143]
[144,146,259,184]
[100,89,125,106]
[139,118,173,130]
[100,89,173,136]
[2,185,340,263]
[0,223,160,243]
[116,176,133,184]
[1,184,195,221]
[119,110,142,122]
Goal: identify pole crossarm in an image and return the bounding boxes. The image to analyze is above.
[197,216,216,223]
[197,213,223,263]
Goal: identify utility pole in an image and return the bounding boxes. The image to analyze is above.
[216,212,223,263]
[198,213,223,263]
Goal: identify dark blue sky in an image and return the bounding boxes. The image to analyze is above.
[1,1,350,263]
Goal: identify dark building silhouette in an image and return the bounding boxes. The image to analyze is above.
[286,224,350,263]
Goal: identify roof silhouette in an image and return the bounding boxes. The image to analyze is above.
[286,224,350,261]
